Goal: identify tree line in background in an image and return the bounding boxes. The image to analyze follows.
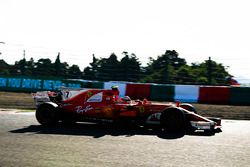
[0,50,232,85]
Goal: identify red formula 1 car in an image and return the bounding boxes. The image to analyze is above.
[33,87,221,133]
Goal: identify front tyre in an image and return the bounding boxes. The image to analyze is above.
[36,103,59,126]
[180,103,197,114]
[160,107,186,132]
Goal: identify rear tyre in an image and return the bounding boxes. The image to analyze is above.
[36,103,59,126]
[160,107,186,132]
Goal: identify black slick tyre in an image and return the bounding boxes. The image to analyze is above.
[160,107,186,132]
[180,103,197,114]
[36,103,59,126]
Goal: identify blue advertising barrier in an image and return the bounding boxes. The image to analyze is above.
[0,76,83,92]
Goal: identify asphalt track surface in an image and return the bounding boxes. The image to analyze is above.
[0,111,250,167]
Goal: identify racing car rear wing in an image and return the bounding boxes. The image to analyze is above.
[32,87,88,106]
[32,91,51,106]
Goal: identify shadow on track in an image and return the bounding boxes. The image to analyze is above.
[10,122,218,139]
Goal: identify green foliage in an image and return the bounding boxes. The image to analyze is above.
[33,58,54,76]
[0,56,81,79]
[175,65,196,84]
[54,53,62,76]
[98,53,120,81]
[0,50,232,85]
[140,50,231,85]
[141,50,186,84]
[119,52,141,82]
[198,59,231,85]
[0,59,10,75]
[83,52,141,82]
[83,55,100,80]
[68,65,82,79]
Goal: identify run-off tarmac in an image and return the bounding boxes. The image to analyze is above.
[0,111,249,167]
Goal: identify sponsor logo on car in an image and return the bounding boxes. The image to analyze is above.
[76,105,93,113]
